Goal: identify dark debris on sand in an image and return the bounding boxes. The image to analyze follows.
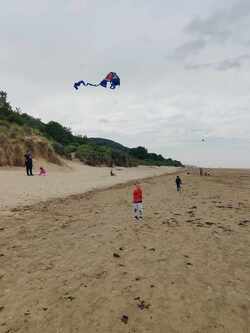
[149,248,156,252]
[134,297,151,310]
[121,315,128,324]
[63,295,75,301]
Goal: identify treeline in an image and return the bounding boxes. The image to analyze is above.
[0,90,183,167]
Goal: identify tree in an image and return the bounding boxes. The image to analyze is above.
[129,146,148,160]
[46,121,74,145]
[0,91,7,107]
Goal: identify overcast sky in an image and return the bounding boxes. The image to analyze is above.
[1,0,250,167]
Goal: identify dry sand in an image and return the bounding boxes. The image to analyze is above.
[0,161,179,211]
[0,168,250,332]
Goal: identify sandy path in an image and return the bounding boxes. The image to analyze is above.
[0,170,249,332]
[0,162,179,211]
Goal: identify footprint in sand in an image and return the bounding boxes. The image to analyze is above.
[63,295,75,301]
[217,226,233,233]
[186,262,193,266]
[186,220,194,223]
[205,222,214,226]
[238,220,249,226]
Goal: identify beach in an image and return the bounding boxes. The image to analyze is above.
[0,168,249,332]
[0,161,179,211]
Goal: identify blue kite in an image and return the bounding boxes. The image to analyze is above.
[74,72,120,90]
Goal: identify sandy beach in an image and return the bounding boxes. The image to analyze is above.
[0,161,179,211]
[0,168,250,332]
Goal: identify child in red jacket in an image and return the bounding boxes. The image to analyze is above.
[133,182,143,220]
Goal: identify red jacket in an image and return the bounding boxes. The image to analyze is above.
[133,186,143,203]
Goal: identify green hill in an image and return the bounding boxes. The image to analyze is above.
[0,90,183,168]
[88,138,129,153]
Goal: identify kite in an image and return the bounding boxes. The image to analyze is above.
[74,72,120,90]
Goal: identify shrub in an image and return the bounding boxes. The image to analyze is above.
[52,142,65,156]
[76,144,112,166]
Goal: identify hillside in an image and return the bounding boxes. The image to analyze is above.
[0,120,61,167]
[88,137,129,153]
[0,90,183,168]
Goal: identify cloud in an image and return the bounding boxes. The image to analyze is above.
[216,59,241,71]
[172,39,206,59]
[98,118,110,124]
[172,0,250,60]
[185,54,250,71]
[186,0,250,41]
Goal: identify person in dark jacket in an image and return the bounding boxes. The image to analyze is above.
[24,153,29,176]
[24,153,33,176]
[175,176,182,192]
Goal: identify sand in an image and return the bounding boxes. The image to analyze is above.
[0,168,250,332]
[0,161,179,211]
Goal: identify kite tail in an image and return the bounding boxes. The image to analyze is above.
[86,82,100,87]
[74,80,99,90]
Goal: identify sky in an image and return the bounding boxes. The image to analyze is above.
[1,0,250,168]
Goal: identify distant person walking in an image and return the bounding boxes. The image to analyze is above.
[175,176,182,192]
[24,152,33,176]
[133,182,143,221]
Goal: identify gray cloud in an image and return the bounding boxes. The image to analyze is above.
[172,39,206,59]
[173,0,250,59]
[185,54,250,71]
[186,0,250,40]
[217,59,241,71]
[98,118,110,124]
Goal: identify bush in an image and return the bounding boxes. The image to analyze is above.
[64,144,78,155]
[0,132,8,145]
[52,142,65,156]
[46,121,74,145]
[13,144,25,166]
[76,144,112,166]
